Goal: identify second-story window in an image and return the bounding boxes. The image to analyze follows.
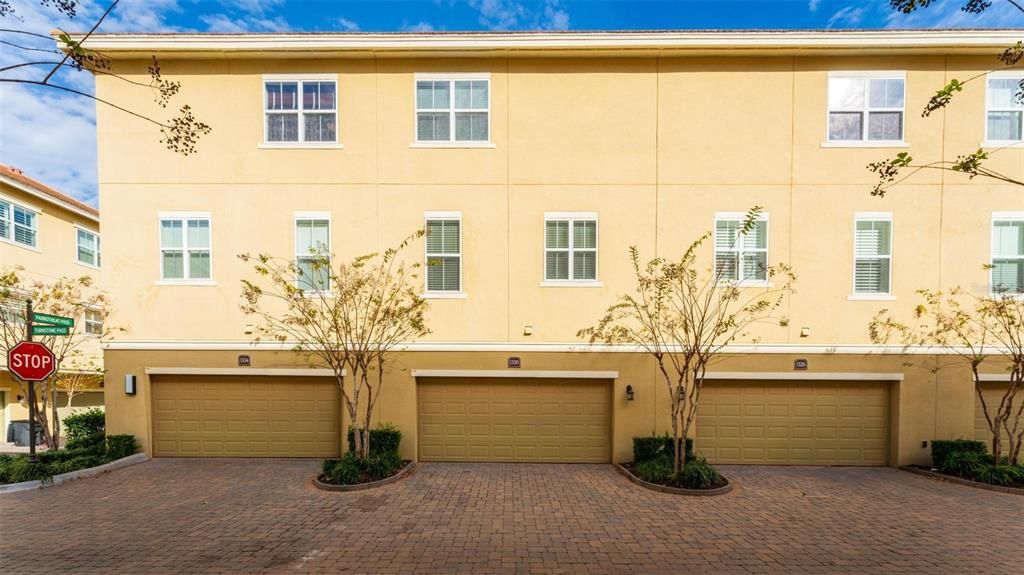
[425,213,462,293]
[986,75,1024,143]
[992,213,1024,295]
[416,75,490,143]
[76,228,100,268]
[84,309,103,336]
[159,213,211,282]
[295,214,330,293]
[264,77,337,144]
[544,213,597,282]
[0,199,37,248]
[853,214,893,296]
[828,74,905,143]
[714,213,769,285]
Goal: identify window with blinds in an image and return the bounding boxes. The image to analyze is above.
[295,216,330,292]
[853,218,892,295]
[77,228,100,268]
[425,217,461,292]
[544,216,597,282]
[986,76,1024,142]
[992,217,1024,295]
[0,200,37,248]
[714,216,768,284]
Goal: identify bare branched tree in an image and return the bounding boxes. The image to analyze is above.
[578,207,795,473]
[239,233,430,459]
[870,289,1023,465]
[0,0,211,154]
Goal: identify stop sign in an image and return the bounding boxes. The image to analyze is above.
[8,341,56,381]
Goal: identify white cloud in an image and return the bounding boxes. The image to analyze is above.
[809,0,821,12]
[402,21,437,32]
[884,0,1024,27]
[199,13,291,33]
[826,5,865,28]
[468,0,527,30]
[336,17,360,31]
[540,0,570,30]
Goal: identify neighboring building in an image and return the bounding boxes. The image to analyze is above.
[86,30,1023,466]
[0,165,104,443]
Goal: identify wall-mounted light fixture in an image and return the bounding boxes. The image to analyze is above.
[124,374,137,396]
[625,384,635,401]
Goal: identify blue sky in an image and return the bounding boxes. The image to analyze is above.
[1,0,1023,206]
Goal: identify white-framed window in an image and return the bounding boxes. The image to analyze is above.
[415,74,490,144]
[76,227,100,268]
[84,309,103,336]
[544,213,598,283]
[992,212,1024,295]
[158,212,212,282]
[827,72,906,143]
[424,212,462,294]
[852,213,893,296]
[985,74,1024,143]
[294,213,331,293]
[714,212,769,285]
[263,75,338,144]
[0,198,38,248]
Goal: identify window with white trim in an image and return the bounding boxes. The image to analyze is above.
[76,228,100,267]
[416,77,489,142]
[828,74,905,142]
[544,215,597,282]
[84,309,103,336]
[295,216,330,292]
[992,215,1024,295]
[986,75,1024,142]
[159,215,211,281]
[714,214,768,284]
[264,78,337,143]
[0,199,37,247]
[853,215,892,295]
[425,215,462,293]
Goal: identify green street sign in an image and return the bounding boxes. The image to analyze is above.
[31,313,74,328]
[31,325,71,336]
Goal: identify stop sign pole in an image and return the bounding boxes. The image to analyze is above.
[25,300,37,461]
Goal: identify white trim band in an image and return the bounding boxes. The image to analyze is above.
[705,371,904,381]
[145,367,342,377]
[977,373,1015,382]
[412,369,618,379]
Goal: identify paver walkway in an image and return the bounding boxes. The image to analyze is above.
[1,460,1021,574]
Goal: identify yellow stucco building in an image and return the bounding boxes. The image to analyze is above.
[84,30,1023,466]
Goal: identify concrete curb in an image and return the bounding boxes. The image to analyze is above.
[0,453,150,495]
[314,460,417,492]
[899,465,1024,496]
[615,463,734,496]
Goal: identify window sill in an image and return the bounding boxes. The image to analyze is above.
[981,140,1024,149]
[0,237,40,252]
[409,141,496,149]
[422,292,468,299]
[847,294,896,301]
[155,280,218,287]
[991,292,1024,300]
[820,141,909,149]
[539,281,603,288]
[74,261,101,272]
[717,280,772,288]
[258,143,344,149]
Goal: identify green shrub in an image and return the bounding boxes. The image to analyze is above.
[366,451,403,481]
[939,450,985,478]
[0,457,53,484]
[931,439,987,468]
[326,453,361,485]
[347,424,402,457]
[50,455,105,475]
[105,435,137,460]
[63,409,105,447]
[671,457,723,490]
[36,443,104,464]
[974,464,1024,486]
[633,456,673,484]
[66,431,106,450]
[633,435,693,464]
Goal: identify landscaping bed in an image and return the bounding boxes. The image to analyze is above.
[619,434,731,495]
[910,439,1024,492]
[315,424,412,490]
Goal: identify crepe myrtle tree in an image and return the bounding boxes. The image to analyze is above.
[0,267,115,449]
[870,0,1024,196]
[239,233,430,459]
[578,207,795,473]
[0,0,211,155]
[870,288,1024,465]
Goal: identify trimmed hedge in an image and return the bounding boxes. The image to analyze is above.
[63,409,105,447]
[633,434,694,464]
[347,424,402,457]
[322,450,404,485]
[931,439,987,468]
[0,433,137,485]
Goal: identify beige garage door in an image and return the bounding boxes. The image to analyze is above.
[418,378,611,463]
[697,380,890,466]
[975,383,1024,446]
[152,376,339,457]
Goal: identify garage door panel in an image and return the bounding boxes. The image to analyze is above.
[698,381,889,466]
[152,376,339,458]
[418,378,611,463]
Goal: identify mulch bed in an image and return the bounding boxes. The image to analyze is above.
[314,460,416,492]
[900,465,1024,495]
[617,463,732,496]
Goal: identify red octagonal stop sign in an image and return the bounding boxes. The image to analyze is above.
[8,341,56,381]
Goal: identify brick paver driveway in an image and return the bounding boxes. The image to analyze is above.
[1,460,1021,574]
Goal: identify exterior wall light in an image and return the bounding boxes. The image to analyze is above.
[124,374,137,396]
[625,384,635,401]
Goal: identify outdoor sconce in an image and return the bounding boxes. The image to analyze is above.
[124,374,137,396]
[625,385,635,401]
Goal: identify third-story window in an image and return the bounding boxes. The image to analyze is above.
[0,199,37,248]
[425,215,462,293]
[295,215,330,292]
[159,214,211,281]
[416,76,489,143]
[544,214,597,282]
[264,77,337,143]
[828,74,905,142]
[76,228,100,267]
[992,214,1024,295]
[714,214,768,284]
[853,215,892,295]
[986,75,1024,142]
